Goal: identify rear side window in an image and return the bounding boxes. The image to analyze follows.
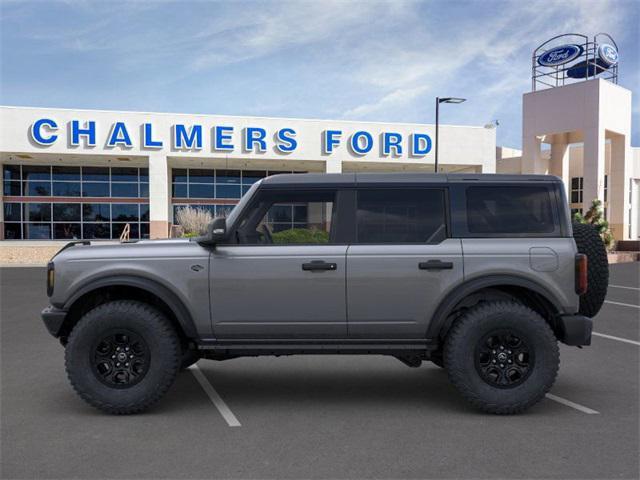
[356,189,447,244]
[466,186,556,234]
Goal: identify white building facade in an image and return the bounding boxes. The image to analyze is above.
[0,106,496,240]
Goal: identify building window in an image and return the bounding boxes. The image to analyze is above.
[571,177,583,203]
[604,175,608,203]
[2,164,149,240]
[170,168,304,224]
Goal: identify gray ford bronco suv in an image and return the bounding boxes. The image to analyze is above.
[42,173,608,415]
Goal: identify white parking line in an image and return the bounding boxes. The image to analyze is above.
[604,300,640,309]
[593,332,640,346]
[189,364,241,427]
[545,394,600,414]
[609,284,640,291]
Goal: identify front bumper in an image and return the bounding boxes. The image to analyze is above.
[41,306,68,338]
[557,314,592,346]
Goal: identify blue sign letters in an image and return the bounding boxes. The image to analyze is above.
[143,123,163,148]
[214,126,234,151]
[411,133,432,156]
[107,122,132,148]
[275,128,297,153]
[244,127,267,152]
[350,131,373,155]
[173,124,202,150]
[30,118,58,145]
[70,120,96,147]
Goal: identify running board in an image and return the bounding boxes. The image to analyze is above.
[195,338,437,356]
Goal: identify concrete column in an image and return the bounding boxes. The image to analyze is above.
[609,134,631,240]
[549,134,570,190]
[325,159,342,173]
[522,135,544,174]
[582,126,606,212]
[148,153,170,239]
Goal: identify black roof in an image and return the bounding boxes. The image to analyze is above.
[261,172,561,188]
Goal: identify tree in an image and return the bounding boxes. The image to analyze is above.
[573,199,615,251]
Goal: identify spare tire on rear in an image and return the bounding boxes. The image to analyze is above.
[572,223,609,317]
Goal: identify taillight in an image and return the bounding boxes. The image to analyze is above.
[47,262,55,297]
[575,254,587,295]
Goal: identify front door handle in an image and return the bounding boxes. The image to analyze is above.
[419,260,454,270]
[302,260,337,272]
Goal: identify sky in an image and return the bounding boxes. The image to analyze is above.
[1,0,638,149]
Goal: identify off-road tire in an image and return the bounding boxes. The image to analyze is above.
[444,301,559,414]
[65,300,181,414]
[572,222,609,317]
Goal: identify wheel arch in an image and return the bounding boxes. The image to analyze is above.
[59,275,197,343]
[427,275,564,342]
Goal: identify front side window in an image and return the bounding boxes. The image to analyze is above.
[356,189,447,244]
[236,190,336,245]
[466,186,556,234]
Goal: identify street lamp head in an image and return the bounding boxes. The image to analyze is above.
[438,97,466,104]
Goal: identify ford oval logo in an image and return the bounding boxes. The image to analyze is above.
[538,44,583,67]
[598,44,618,66]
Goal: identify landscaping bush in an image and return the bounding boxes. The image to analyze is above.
[271,228,329,244]
[573,199,615,251]
[175,206,213,236]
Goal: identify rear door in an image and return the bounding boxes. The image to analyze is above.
[346,188,463,338]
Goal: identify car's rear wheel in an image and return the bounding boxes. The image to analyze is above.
[444,301,559,414]
[65,300,181,414]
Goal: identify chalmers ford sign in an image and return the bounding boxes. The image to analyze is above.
[29,118,434,157]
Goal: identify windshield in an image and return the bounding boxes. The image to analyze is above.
[224,180,262,228]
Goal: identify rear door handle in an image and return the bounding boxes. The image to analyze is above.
[302,260,337,272]
[419,260,454,270]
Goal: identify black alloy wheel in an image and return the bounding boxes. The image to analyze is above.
[475,330,533,388]
[91,330,150,388]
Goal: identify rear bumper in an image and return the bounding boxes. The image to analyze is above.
[41,306,68,338]
[557,314,592,346]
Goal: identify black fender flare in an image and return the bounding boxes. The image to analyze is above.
[63,274,198,338]
[426,274,565,341]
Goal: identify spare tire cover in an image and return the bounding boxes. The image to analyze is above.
[572,223,609,317]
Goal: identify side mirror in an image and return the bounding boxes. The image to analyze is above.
[200,217,227,246]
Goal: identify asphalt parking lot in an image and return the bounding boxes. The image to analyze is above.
[1,263,638,479]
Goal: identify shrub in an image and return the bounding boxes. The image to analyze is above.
[271,228,329,244]
[573,199,615,251]
[175,206,213,236]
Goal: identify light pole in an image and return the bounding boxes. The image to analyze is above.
[435,97,466,173]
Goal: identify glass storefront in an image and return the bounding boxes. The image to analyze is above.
[171,168,304,221]
[2,164,149,239]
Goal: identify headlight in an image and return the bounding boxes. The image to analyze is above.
[47,262,55,297]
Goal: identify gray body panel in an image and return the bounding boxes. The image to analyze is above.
[461,238,579,313]
[210,245,347,338]
[49,239,213,336]
[346,239,464,338]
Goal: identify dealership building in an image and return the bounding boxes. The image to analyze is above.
[0,107,496,241]
[0,34,638,245]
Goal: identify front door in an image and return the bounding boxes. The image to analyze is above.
[346,188,464,338]
[210,188,347,338]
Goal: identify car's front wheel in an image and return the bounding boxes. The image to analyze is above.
[65,300,181,414]
[444,301,559,414]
